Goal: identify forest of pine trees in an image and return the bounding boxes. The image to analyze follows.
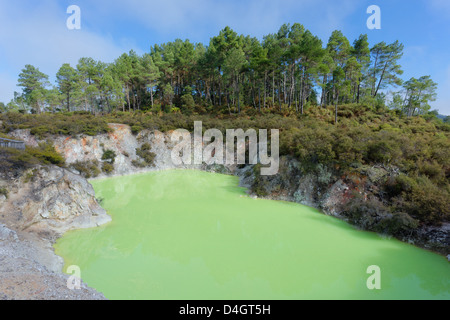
[1,24,438,118]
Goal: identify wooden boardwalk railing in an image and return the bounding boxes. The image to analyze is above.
[0,138,25,150]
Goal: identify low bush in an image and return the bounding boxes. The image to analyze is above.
[102,162,114,174]
[0,187,8,198]
[71,160,101,178]
[134,143,156,167]
[101,149,116,164]
[0,112,110,137]
[341,195,419,236]
[25,142,65,166]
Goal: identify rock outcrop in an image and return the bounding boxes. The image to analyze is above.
[0,222,106,300]
[0,166,111,236]
[0,165,110,300]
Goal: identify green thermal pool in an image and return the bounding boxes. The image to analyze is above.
[54,170,450,299]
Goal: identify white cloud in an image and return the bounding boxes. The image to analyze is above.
[0,1,132,103]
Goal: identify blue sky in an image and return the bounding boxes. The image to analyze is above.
[1,0,449,114]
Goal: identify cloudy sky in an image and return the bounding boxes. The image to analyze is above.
[1,0,449,114]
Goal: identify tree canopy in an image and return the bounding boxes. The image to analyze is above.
[3,24,438,119]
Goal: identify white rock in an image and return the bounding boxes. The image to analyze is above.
[0,224,19,242]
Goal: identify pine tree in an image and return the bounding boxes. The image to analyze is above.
[56,63,80,112]
[17,65,49,113]
[370,41,404,97]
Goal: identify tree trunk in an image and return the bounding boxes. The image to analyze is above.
[272,69,275,108]
[371,53,379,96]
[237,74,240,114]
[374,59,390,97]
[300,69,304,114]
[218,68,222,106]
[263,71,267,109]
[278,81,282,111]
[321,74,327,107]
[150,86,154,108]
[126,84,131,112]
[356,78,361,103]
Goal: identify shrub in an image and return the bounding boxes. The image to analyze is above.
[385,174,417,197]
[151,104,162,113]
[71,160,101,178]
[30,125,50,139]
[135,143,156,167]
[0,148,36,172]
[251,164,268,197]
[102,162,114,174]
[406,178,450,225]
[25,143,65,166]
[180,93,195,115]
[378,212,419,235]
[418,161,445,183]
[131,159,146,168]
[131,125,143,135]
[0,187,8,198]
[101,149,116,164]
[366,140,395,163]
[0,112,110,137]
[341,195,418,235]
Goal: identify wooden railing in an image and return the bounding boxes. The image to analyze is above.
[0,138,25,150]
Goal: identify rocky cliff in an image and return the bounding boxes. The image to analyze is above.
[0,165,110,299]
[0,165,111,235]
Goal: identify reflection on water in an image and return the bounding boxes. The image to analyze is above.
[55,170,450,300]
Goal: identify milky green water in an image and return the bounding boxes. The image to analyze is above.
[54,170,449,300]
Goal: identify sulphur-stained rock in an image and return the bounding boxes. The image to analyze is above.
[10,123,207,178]
[0,165,111,236]
[51,123,141,175]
